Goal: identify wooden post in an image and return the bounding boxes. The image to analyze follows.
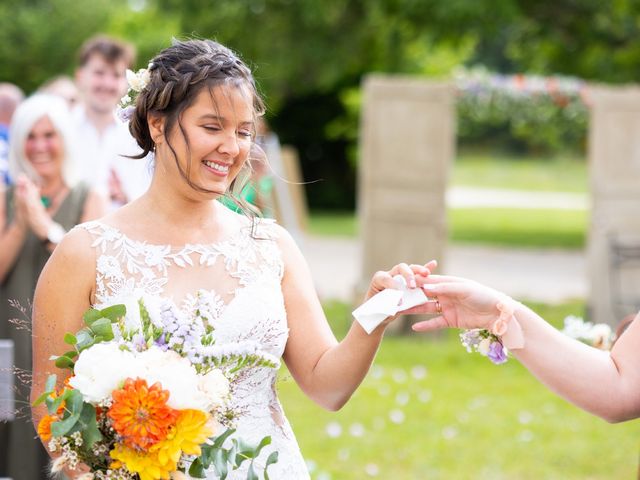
[357,76,454,332]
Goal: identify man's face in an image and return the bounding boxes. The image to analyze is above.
[76,54,128,114]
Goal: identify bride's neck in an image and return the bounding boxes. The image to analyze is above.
[142,189,222,230]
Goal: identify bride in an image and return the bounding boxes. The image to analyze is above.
[30,39,434,478]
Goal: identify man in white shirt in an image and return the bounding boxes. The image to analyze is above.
[73,35,151,206]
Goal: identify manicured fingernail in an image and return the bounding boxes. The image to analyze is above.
[409,278,416,289]
[423,284,436,291]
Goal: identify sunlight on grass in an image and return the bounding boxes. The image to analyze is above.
[449,207,587,249]
[278,301,640,480]
[453,152,588,193]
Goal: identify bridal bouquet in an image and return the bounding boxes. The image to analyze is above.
[34,295,279,480]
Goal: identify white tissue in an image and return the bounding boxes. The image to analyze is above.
[352,275,428,334]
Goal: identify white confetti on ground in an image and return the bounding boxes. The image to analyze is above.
[518,430,534,442]
[395,391,410,406]
[418,390,432,403]
[365,463,380,476]
[325,421,342,438]
[392,369,408,383]
[411,365,428,380]
[389,409,406,424]
[349,423,365,437]
[442,426,459,440]
[518,411,534,425]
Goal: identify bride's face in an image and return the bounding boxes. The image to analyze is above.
[155,84,255,197]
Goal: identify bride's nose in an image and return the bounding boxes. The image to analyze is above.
[217,132,240,157]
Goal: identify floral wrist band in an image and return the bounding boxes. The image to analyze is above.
[460,296,525,365]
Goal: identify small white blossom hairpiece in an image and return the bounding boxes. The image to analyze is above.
[116,62,154,122]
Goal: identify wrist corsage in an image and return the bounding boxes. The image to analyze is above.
[460,296,525,365]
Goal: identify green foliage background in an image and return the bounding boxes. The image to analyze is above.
[4,0,640,208]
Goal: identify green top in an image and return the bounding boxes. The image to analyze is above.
[0,181,89,480]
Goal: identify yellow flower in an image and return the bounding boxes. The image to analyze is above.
[110,444,172,480]
[110,409,214,480]
[153,410,214,466]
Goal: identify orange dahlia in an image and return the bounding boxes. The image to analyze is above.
[37,414,58,442]
[108,377,179,450]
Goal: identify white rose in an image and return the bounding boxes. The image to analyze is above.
[198,369,230,410]
[126,69,143,92]
[137,347,208,410]
[139,68,151,88]
[477,338,492,356]
[69,343,138,404]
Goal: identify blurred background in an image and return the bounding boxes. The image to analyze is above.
[3,0,640,478]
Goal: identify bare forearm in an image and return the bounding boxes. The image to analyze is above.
[0,222,27,281]
[305,322,384,411]
[513,305,640,422]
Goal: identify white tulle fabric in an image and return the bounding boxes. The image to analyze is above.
[77,219,310,479]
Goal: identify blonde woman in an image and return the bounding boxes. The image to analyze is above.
[0,94,106,479]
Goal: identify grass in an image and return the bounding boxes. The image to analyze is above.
[453,151,588,192]
[277,301,640,480]
[450,207,587,249]
[307,152,589,248]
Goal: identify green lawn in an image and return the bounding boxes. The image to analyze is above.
[453,151,587,192]
[307,153,589,248]
[278,301,640,480]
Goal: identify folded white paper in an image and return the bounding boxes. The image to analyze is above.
[352,275,428,334]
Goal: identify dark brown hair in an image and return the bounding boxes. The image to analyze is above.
[78,35,136,69]
[128,39,266,213]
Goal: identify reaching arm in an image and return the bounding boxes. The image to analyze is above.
[410,275,640,423]
[279,225,434,411]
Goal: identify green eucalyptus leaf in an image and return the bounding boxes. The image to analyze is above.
[99,304,126,322]
[264,451,278,480]
[76,403,102,449]
[75,329,95,352]
[89,318,114,340]
[82,308,102,325]
[63,333,77,345]
[246,462,258,480]
[54,355,75,370]
[212,428,235,449]
[188,458,206,478]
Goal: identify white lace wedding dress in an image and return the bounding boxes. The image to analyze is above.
[77,218,310,479]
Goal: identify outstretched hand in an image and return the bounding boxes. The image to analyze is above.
[402,275,505,332]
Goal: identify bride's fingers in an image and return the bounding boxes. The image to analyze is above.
[424,259,438,272]
[389,262,417,288]
[412,316,448,332]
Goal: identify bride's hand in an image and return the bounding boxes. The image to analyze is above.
[364,260,438,302]
[406,275,506,332]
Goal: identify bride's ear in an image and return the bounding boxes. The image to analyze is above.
[147,114,166,146]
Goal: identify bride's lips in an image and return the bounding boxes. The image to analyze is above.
[201,159,231,177]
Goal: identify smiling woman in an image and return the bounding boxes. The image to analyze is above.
[0,93,107,479]
[30,39,436,480]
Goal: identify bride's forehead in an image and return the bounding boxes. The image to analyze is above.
[192,85,253,114]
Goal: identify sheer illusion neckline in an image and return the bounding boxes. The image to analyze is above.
[86,219,252,253]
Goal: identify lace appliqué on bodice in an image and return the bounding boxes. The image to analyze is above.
[77,220,310,479]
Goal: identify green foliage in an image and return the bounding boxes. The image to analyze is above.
[0,0,115,92]
[188,428,276,480]
[51,303,125,370]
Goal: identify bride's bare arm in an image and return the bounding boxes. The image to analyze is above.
[30,228,95,440]
[278,226,432,411]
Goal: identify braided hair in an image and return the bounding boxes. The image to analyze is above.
[129,39,266,213]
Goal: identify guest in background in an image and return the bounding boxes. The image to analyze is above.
[39,75,79,109]
[0,83,25,186]
[73,34,151,207]
[0,94,106,479]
